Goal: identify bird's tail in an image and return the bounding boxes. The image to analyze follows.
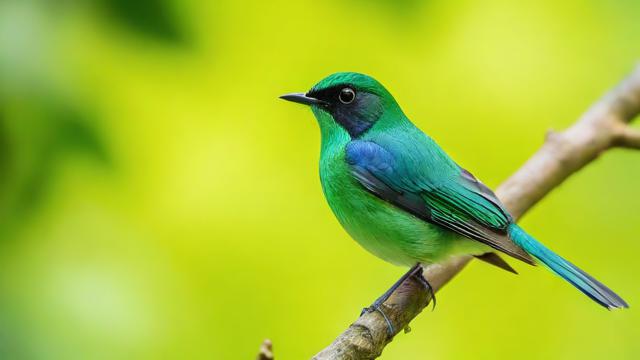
[508,224,628,309]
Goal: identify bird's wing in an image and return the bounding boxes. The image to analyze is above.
[345,139,534,264]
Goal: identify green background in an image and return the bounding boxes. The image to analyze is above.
[0,0,638,359]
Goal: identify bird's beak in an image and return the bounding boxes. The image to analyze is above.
[279,93,328,106]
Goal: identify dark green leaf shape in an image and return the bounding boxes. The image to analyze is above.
[98,0,186,42]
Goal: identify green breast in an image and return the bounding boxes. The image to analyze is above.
[318,132,462,266]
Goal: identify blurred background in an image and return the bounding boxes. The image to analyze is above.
[0,0,638,359]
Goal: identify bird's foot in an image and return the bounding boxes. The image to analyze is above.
[360,303,395,335]
[412,266,436,310]
[358,263,425,336]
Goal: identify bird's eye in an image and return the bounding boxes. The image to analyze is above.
[339,88,356,104]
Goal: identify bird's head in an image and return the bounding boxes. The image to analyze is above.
[280,72,403,138]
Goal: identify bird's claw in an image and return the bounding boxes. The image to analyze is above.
[360,304,395,335]
[357,263,428,337]
[412,267,436,310]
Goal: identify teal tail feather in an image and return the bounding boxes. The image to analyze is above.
[508,224,628,309]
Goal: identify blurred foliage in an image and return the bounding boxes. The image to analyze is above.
[1,101,107,218]
[98,0,186,42]
[0,0,638,359]
[0,1,109,239]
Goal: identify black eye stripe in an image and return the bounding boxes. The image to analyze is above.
[307,84,357,104]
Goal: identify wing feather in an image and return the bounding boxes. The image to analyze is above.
[346,139,534,265]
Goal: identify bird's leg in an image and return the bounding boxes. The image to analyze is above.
[411,264,436,310]
[361,263,424,335]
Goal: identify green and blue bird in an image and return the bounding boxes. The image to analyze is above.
[280,72,628,318]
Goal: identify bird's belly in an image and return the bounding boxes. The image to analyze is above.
[321,161,480,266]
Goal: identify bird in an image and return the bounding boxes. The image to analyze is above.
[280,72,628,329]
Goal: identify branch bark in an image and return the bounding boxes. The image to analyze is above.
[313,64,640,360]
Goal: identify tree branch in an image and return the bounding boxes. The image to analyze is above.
[313,64,640,360]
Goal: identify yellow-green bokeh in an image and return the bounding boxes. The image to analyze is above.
[0,0,638,359]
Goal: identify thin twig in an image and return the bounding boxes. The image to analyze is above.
[256,339,274,360]
[313,64,640,360]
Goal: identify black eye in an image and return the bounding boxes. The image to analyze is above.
[338,87,355,104]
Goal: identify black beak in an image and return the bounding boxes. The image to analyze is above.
[279,93,328,106]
